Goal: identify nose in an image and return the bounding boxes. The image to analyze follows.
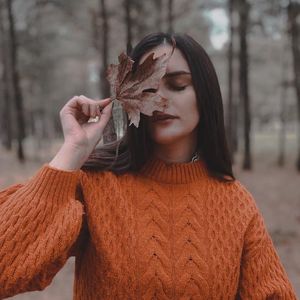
[156,82,169,110]
[157,80,168,101]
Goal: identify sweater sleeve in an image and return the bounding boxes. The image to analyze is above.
[237,209,297,299]
[0,164,86,299]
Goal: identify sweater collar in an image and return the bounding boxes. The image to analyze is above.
[139,155,209,184]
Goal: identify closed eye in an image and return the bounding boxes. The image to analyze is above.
[143,88,157,93]
[169,85,187,91]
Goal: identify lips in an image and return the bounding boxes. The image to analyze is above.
[151,112,178,122]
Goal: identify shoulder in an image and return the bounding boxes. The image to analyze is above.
[230,179,257,205]
[204,178,263,235]
[206,178,260,220]
[226,179,260,217]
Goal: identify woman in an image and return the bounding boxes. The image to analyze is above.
[0,33,297,299]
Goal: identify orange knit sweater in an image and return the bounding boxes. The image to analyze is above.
[0,157,297,299]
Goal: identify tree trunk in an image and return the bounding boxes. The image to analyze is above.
[124,0,133,54]
[226,0,239,162]
[239,0,252,170]
[278,80,288,167]
[226,0,234,155]
[6,0,26,161]
[287,1,300,171]
[0,1,12,150]
[134,1,147,40]
[99,0,109,98]
[99,0,117,144]
[167,0,174,34]
[153,0,163,32]
[231,0,240,156]
[278,35,290,167]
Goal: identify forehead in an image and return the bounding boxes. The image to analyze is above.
[139,45,190,73]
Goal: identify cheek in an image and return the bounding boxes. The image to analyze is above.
[146,92,200,144]
[179,91,200,126]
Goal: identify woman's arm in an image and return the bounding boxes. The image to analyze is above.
[0,164,85,298]
[236,210,297,299]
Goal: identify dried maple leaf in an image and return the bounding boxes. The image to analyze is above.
[106,49,173,127]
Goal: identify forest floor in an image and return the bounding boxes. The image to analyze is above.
[1,132,299,299]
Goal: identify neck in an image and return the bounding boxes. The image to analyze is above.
[153,132,198,164]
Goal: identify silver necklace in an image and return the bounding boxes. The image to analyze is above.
[191,152,200,162]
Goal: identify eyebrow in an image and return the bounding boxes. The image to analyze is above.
[163,71,191,78]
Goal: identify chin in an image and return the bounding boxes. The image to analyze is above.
[149,129,187,145]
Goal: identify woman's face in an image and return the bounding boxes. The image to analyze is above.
[141,45,200,145]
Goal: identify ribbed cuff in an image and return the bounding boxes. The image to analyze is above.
[23,164,81,202]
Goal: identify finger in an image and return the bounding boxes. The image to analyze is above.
[90,102,112,129]
[78,95,95,107]
[99,103,113,124]
[89,103,97,118]
[79,95,96,102]
[79,95,110,106]
[78,95,111,114]
[65,95,111,120]
[96,105,102,116]
[81,102,90,116]
[65,96,90,112]
[96,98,112,108]
[101,102,113,115]
[79,96,100,118]
[69,95,111,108]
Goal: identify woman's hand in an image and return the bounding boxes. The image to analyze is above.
[49,95,113,170]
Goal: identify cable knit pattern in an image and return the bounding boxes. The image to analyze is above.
[0,157,297,299]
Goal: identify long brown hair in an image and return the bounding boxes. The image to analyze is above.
[82,32,235,182]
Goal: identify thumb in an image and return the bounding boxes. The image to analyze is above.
[84,102,113,146]
[99,101,113,124]
[90,101,113,131]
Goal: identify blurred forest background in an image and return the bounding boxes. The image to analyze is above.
[0,0,299,298]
